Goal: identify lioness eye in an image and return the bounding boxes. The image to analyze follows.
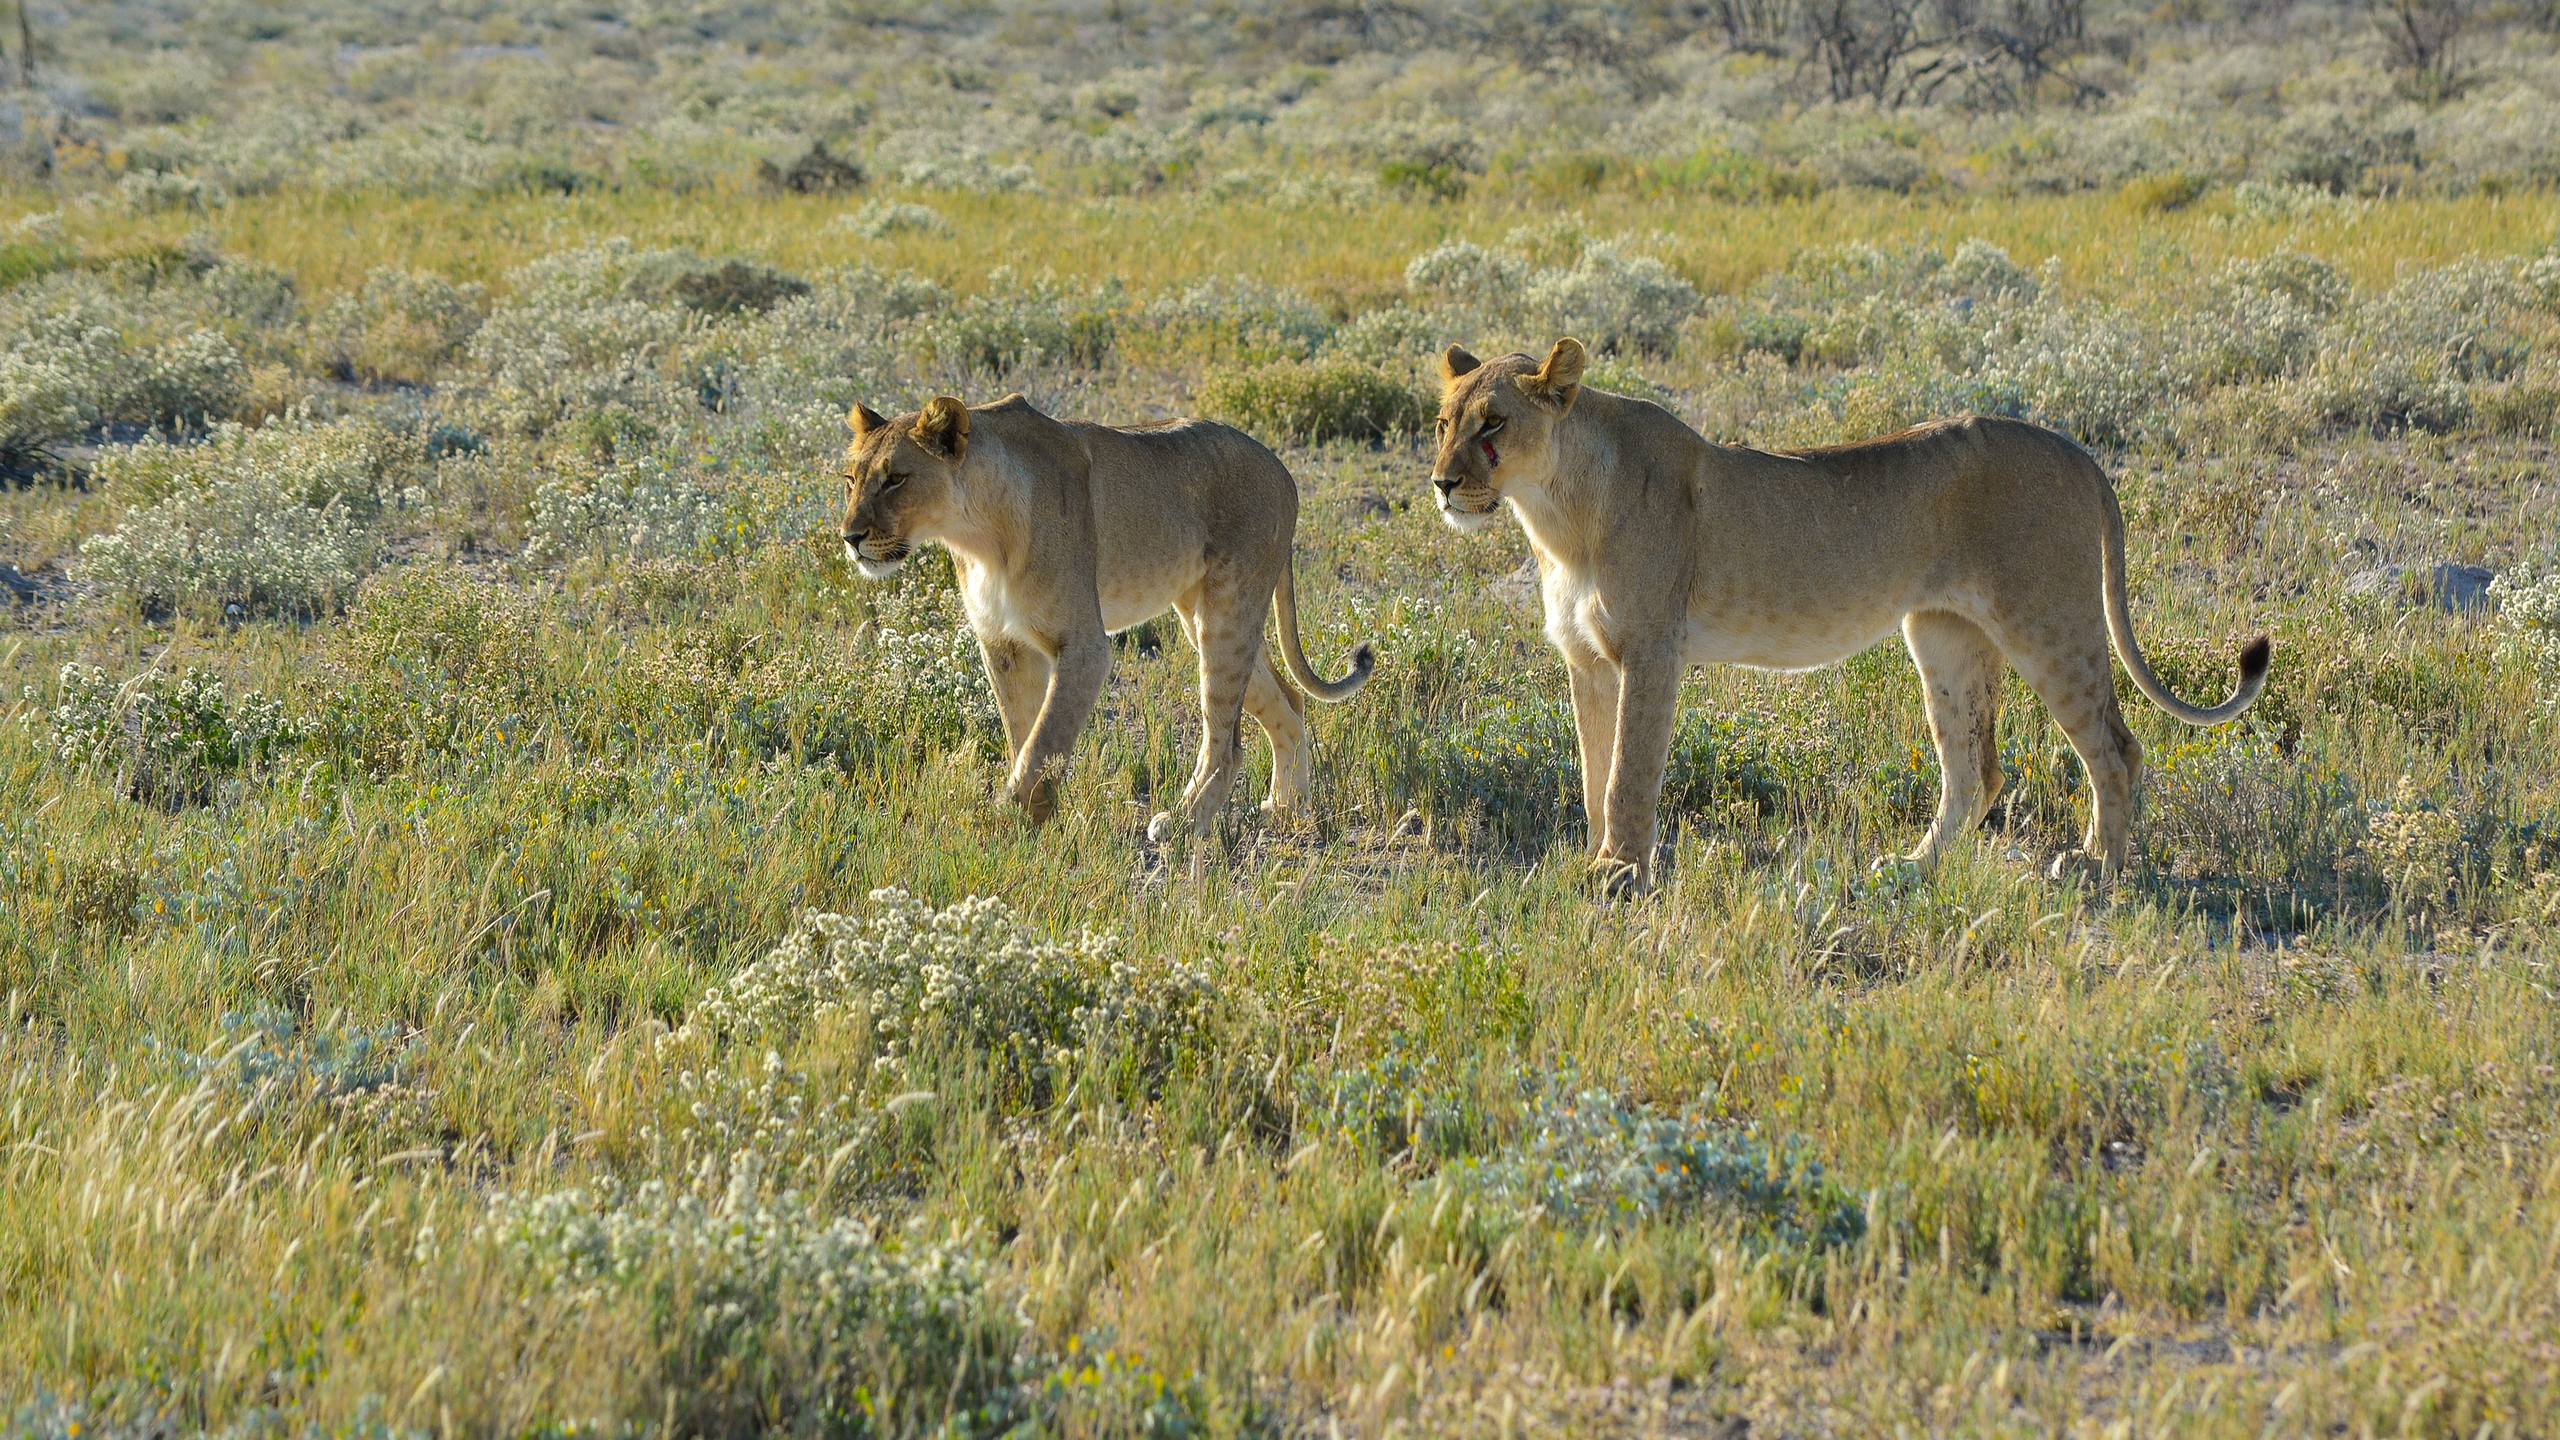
[1480,416,1505,436]
[882,472,906,492]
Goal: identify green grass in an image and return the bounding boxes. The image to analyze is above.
[7,153,2560,1440]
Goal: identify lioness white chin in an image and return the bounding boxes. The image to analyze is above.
[1429,338,2270,893]
[838,393,1373,838]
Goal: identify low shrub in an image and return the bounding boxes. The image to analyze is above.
[1197,356,1427,444]
[43,662,312,807]
[679,890,1216,1111]
[1443,1075,1864,1247]
[306,266,486,385]
[834,199,951,238]
[472,1178,1025,1437]
[75,416,414,618]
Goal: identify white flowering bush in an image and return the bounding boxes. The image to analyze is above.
[0,350,88,465]
[834,199,951,238]
[1322,304,1459,366]
[0,282,247,439]
[1441,1076,1863,1247]
[682,890,1216,1109]
[919,269,1120,375]
[1939,239,2041,302]
[452,242,716,438]
[475,1172,1026,1434]
[115,169,230,213]
[524,458,749,564]
[306,266,486,385]
[1404,236,1700,355]
[1972,304,2174,447]
[44,662,312,806]
[1403,241,1535,314]
[2489,560,2560,708]
[2188,252,2346,384]
[76,416,412,618]
[2231,180,2371,223]
[1521,240,1701,356]
[1136,277,1332,363]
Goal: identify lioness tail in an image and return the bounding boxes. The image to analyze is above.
[2100,478,2269,726]
[1272,558,1373,703]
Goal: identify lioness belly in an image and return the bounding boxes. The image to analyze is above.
[1683,605,1906,673]
[962,562,1197,646]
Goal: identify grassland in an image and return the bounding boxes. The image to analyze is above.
[7,3,2560,1436]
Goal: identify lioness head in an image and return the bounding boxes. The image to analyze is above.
[839,396,970,578]
[1429,338,1586,532]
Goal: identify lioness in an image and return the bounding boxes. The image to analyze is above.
[1429,338,2269,892]
[839,393,1373,838]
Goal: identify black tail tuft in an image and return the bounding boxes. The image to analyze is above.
[2239,634,2272,682]
[1352,643,1375,675]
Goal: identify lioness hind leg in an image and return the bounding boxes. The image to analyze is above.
[1245,656,1313,817]
[1903,611,2007,868]
[2006,630,2142,880]
[1156,593,1262,841]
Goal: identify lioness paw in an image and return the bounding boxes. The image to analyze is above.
[2045,848,2119,888]
[1586,853,1652,901]
[1009,776,1059,826]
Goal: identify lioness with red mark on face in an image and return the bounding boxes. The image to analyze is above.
[839,393,1372,840]
[1428,338,2269,894]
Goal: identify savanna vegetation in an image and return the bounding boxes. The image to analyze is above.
[4,1,2560,1434]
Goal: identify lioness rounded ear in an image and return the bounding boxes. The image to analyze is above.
[913,396,970,458]
[848,403,886,437]
[1437,344,1482,382]
[1525,337,1587,411]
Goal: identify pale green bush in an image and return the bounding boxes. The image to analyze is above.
[473,1175,1024,1435]
[306,266,486,385]
[1198,356,1428,443]
[523,458,759,564]
[76,416,414,618]
[680,890,1215,1109]
[43,662,311,806]
[115,169,230,213]
[919,269,1120,375]
[834,198,950,238]
[1521,240,1701,356]
[1442,1076,1863,1247]
[0,276,251,438]
[0,352,88,465]
[1405,236,1700,355]
[1137,277,1332,362]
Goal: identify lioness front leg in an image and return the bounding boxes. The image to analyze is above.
[1008,632,1109,825]
[1565,659,1619,860]
[978,635,1052,772]
[1595,641,1681,896]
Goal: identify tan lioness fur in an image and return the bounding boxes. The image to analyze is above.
[1429,338,2270,892]
[839,394,1373,837]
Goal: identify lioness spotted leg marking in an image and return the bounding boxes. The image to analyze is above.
[1163,585,1264,839]
[2002,626,2142,877]
[978,631,1052,771]
[1565,660,1620,858]
[1903,610,2007,865]
[1596,638,1682,891]
[1244,655,1313,815]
